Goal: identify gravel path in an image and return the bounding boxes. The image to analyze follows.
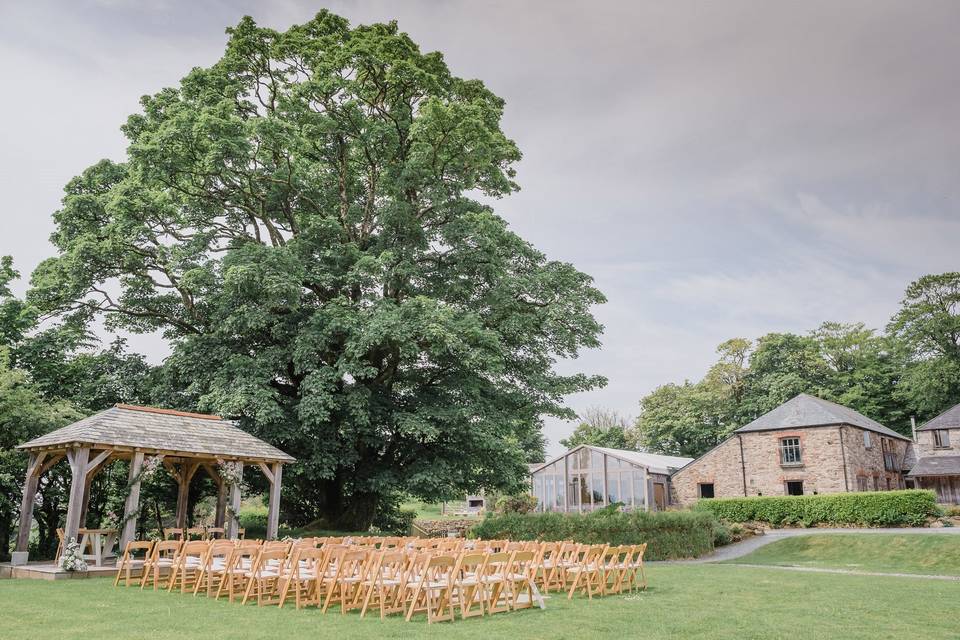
[658,526,960,565]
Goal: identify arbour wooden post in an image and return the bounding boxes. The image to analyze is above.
[12,453,46,564]
[119,452,144,551]
[260,462,283,540]
[174,462,200,529]
[77,449,112,529]
[64,447,91,543]
[215,480,227,528]
[225,463,243,539]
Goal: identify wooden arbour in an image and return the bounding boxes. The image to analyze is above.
[13,404,293,565]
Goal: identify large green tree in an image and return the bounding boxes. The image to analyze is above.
[888,272,960,419]
[30,13,605,529]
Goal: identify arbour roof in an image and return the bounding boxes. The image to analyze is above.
[17,404,294,463]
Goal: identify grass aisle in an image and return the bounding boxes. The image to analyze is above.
[1,564,959,640]
[723,533,960,576]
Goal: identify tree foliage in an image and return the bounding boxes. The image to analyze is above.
[559,407,631,450]
[633,322,911,457]
[29,13,605,529]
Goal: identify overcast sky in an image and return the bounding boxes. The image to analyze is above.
[2,1,959,455]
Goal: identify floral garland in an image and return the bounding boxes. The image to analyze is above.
[216,460,243,486]
[60,538,88,572]
[217,459,243,527]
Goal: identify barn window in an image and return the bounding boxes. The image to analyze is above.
[698,483,715,499]
[779,437,802,465]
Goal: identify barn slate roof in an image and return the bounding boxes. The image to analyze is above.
[734,393,910,441]
[907,455,960,477]
[17,404,294,463]
[917,402,960,431]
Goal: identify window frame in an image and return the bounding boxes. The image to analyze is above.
[779,437,803,466]
[698,483,715,499]
[863,431,871,449]
[934,429,951,449]
[785,480,804,496]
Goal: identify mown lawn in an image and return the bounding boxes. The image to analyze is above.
[1,564,958,639]
[725,533,960,576]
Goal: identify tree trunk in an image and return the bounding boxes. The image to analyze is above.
[325,490,380,532]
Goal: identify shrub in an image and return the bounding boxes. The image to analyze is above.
[470,509,717,560]
[494,493,538,515]
[238,504,268,537]
[372,506,417,535]
[694,490,939,527]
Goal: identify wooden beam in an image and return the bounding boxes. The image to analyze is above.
[257,462,274,485]
[38,454,64,477]
[266,463,282,540]
[63,447,90,542]
[85,450,113,478]
[119,452,144,551]
[14,453,44,554]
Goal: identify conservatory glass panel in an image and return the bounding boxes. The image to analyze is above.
[591,471,604,507]
[591,450,604,469]
[578,448,591,469]
[555,474,566,509]
[569,451,579,471]
[607,467,620,504]
[632,471,646,506]
[545,476,555,510]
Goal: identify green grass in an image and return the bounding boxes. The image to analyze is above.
[724,533,960,576]
[402,500,482,522]
[2,564,959,639]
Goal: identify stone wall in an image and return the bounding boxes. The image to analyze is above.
[841,425,909,491]
[671,437,745,505]
[672,424,911,505]
[914,427,959,458]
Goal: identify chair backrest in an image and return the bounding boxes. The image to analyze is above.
[206,527,225,540]
[510,550,535,576]
[151,539,182,561]
[453,552,487,578]
[123,540,154,559]
[164,528,185,540]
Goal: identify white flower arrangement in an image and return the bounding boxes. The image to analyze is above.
[216,459,243,486]
[60,538,88,572]
[141,455,163,478]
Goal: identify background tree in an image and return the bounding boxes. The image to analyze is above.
[29,13,605,530]
[889,272,960,419]
[559,407,631,449]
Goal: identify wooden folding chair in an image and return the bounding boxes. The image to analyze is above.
[405,554,456,624]
[194,540,235,597]
[140,540,182,590]
[241,548,287,606]
[205,527,225,540]
[480,551,513,615]
[355,550,409,619]
[566,545,606,600]
[322,549,369,614]
[186,526,206,540]
[216,545,260,602]
[619,543,647,592]
[168,540,209,593]
[278,547,323,609]
[114,540,153,587]
[451,552,488,619]
[506,550,538,610]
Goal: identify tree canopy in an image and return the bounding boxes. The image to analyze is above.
[633,276,960,459]
[29,12,605,529]
[558,407,631,450]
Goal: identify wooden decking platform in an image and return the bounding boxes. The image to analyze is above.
[0,560,119,581]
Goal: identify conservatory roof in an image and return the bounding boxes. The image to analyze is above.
[531,444,693,476]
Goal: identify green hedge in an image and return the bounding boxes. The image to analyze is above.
[469,509,717,560]
[694,490,939,527]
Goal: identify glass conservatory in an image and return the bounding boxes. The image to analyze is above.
[529,445,693,512]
